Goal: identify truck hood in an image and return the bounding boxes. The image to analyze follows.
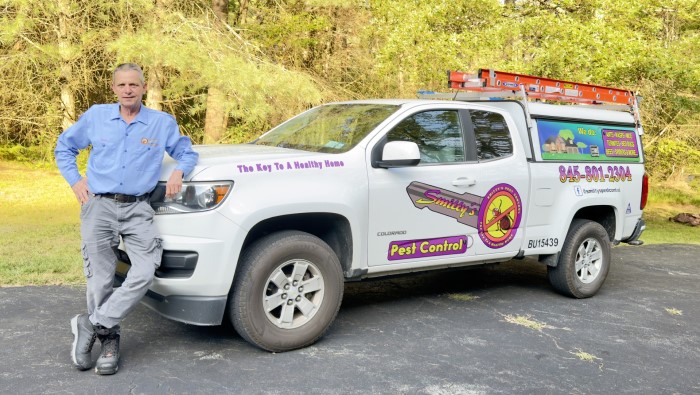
[161,144,328,180]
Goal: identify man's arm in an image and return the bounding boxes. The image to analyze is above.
[163,117,199,198]
[55,110,92,204]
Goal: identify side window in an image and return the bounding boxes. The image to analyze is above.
[470,110,513,161]
[386,110,465,164]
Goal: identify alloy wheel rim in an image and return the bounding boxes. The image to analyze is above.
[575,237,603,284]
[263,259,325,329]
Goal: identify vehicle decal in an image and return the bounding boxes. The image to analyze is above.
[537,119,639,162]
[594,187,620,194]
[527,238,559,249]
[478,183,522,249]
[573,185,622,196]
[406,182,481,227]
[388,235,471,261]
[559,165,632,183]
[236,159,344,173]
[406,182,523,249]
[602,130,640,158]
[377,230,407,237]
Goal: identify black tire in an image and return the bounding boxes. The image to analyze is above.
[547,219,611,298]
[229,230,344,352]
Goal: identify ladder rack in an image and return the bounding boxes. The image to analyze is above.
[447,69,637,106]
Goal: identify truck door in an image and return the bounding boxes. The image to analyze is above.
[366,106,529,269]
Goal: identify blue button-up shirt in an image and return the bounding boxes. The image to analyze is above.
[55,103,199,196]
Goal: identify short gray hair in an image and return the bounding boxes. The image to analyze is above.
[113,63,145,85]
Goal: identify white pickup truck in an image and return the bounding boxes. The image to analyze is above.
[116,71,647,352]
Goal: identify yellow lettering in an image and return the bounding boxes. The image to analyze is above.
[420,241,430,253]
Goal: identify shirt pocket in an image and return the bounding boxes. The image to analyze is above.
[90,137,120,173]
[133,144,164,172]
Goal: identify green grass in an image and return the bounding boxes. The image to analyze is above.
[0,160,698,286]
[0,161,83,286]
[642,177,700,244]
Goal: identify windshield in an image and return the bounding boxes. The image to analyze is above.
[254,103,399,153]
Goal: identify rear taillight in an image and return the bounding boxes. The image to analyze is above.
[640,172,649,210]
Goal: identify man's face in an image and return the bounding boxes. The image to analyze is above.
[112,70,146,111]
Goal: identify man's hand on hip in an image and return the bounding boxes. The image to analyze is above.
[166,170,184,198]
[71,177,90,204]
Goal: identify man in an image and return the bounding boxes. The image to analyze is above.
[55,63,199,375]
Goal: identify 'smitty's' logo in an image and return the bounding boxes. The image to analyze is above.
[406,182,481,228]
[406,181,522,249]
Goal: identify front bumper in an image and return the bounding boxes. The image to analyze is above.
[114,270,227,325]
[114,208,245,325]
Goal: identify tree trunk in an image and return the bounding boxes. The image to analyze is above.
[145,0,166,112]
[58,0,75,130]
[235,0,248,25]
[146,65,163,111]
[203,0,229,144]
[212,0,228,21]
[203,87,227,144]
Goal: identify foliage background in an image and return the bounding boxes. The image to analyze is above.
[0,0,699,286]
[0,0,699,179]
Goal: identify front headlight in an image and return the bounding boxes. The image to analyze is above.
[150,181,233,214]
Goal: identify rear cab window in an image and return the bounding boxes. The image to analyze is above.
[468,110,513,161]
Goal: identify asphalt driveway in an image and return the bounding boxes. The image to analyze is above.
[1,244,698,394]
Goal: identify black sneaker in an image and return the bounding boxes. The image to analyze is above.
[70,314,96,370]
[95,333,120,375]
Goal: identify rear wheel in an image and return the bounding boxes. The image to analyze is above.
[229,230,344,352]
[547,219,611,298]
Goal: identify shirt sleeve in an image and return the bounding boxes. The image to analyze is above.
[55,108,93,187]
[163,116,199,176]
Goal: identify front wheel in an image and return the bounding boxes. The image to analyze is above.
[229,231,344,352]
[547,219,611,298]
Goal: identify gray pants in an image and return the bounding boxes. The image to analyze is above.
[80,196,162,329]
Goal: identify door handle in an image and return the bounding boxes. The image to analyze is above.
[452,177,476,187]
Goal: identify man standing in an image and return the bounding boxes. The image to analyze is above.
[55,63,199,375]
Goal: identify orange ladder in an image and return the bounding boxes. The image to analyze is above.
[448,69,636,106]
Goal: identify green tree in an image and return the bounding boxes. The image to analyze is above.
[0,0,124,151]
[559,129,575,142]
[367,0,503,96]
[237,0,369,99]
[0,0,325,148]
[1,0,698,177]
[107,1,324,142]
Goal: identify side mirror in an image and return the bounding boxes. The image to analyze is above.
[375,141,421,168]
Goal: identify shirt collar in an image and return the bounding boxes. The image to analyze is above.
[109,104,121,121]
[110,103,150,125]
[133,105,149,125]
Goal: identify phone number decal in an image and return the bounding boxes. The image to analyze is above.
[559,165,632,183]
